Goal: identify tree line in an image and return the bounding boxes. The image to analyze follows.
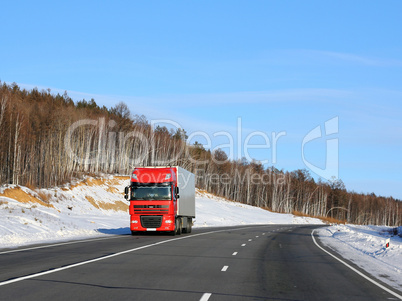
[0,82,400,226]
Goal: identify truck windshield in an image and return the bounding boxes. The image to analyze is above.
[131,186,171,200]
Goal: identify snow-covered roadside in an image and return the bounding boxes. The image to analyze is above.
[317,225,402,291]
[0,175,322,249]
[0,176,131,249]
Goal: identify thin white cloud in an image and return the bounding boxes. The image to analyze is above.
[11,81,354,107]
[108,88,354,107]
[305,50,402,67]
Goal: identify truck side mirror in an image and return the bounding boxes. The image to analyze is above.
[124,186,129,200]
[175,187,179,194]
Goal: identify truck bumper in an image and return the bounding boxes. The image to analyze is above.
[130,214,175,232]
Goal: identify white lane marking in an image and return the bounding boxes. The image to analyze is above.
[241,244,246,246]
[221,265,229,272]
[262,233,265,235]
[311,229,402,300]
[232,252,238,256]
[256,236,259,238]
[279,244,282,249]
[0,226,262,287]
[0,235,124,255]
[200,293,212,301]
[248,239,252,241]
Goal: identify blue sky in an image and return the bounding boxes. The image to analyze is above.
[1,1,402,199]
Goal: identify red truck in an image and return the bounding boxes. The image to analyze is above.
[124,166,195,235]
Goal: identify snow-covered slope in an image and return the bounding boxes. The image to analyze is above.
[195,189,322,226]
[0,175,322,249]
[0,176,130,248]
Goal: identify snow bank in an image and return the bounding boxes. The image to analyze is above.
[195,189,323,227]
[317,224,402,291]
[0,176,131,249]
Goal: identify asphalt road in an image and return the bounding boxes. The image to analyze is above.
[0,225,400,301]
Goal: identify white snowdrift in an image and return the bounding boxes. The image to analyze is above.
[0,176,131,249]
[317,225,402,291]
[195,189,323,226]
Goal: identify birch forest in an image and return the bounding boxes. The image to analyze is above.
[0,82,400,226]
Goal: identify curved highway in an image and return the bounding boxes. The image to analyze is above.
[0,225,400,300]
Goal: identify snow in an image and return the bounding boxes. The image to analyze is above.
[317,225,402,291]
[195,189,322,226]
[0,175,401,292]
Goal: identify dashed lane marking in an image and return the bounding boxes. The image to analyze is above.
[200,293,212,301]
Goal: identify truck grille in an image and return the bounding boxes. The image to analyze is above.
[140,216,163,228]
[134,205,169,215]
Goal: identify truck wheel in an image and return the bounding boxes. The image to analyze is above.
[131,231,137,236]
[175,218,182,235]
[187,218,192,233]
[183,217,192,233]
